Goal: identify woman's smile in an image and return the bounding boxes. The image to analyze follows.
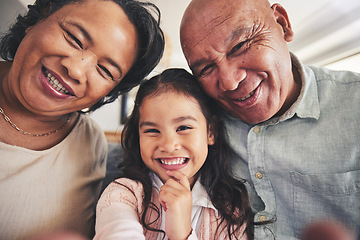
[43,67,73,95]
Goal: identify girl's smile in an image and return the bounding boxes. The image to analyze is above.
[155,157,190,171]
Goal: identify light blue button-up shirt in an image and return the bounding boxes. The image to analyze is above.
[225,54,360,240]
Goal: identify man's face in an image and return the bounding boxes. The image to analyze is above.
[181,0,299,124]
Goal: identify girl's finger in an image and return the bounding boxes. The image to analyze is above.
[166,170,191,190]
[160,200,167,211]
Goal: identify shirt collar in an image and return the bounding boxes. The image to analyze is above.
[259,53,320,126]
[289,53,320,120]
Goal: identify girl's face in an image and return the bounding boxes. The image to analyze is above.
[139,90,215,187]
[7,0,138,116]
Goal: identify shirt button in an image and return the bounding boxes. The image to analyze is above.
[255,172,263,179]
[253,126,260,133]
[259,215,267,222]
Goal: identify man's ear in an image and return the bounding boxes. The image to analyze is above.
[271,3,294,42]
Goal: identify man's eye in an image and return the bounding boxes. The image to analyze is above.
[228,41,246,56]
[177,125,192,132]
[198,64,215,77]
[66,31,83,49]
[98,65,114,80]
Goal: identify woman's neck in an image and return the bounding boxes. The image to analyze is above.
[0,61,79,150]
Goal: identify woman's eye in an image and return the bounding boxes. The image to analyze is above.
[177,125,192,132]
[66,31,83,49]
[98,65,114,80]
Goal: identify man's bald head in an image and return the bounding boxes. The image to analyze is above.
[179,0,298,124]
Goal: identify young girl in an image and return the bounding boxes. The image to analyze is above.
[94,69,254,240]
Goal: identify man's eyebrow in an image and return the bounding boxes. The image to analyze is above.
[189,59,208,73]
[229,26,250,42]
[189,29,246,72]
[190,26,253,71]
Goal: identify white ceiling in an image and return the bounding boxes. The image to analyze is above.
[141,0,360,73]
[3,0,360,73]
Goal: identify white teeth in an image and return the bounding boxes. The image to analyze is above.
[159,157,187,165]
[238,90,255,101]
[45,70,69,94]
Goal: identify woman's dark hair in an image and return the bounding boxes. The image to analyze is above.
[0,0,164,112]
[120,68,255,239]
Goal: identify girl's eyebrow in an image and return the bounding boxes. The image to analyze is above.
[139,116,197,128]
[173,116,197,123]
[139,121,157,128]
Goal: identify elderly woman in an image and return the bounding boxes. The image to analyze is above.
[0,0,164,239]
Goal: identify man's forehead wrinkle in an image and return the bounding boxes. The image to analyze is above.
[189,13,232,53]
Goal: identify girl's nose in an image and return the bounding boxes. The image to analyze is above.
[158,134,180,153]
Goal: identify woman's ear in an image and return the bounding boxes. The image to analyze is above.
[271,3,294,42]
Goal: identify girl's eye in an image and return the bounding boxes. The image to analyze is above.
[66,31,83,49]
[177,125,192,132]
[144,129,160,134]
[98,64,114,80]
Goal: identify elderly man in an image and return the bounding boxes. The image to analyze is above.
[180,0,360,239]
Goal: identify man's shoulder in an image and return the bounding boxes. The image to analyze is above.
[307,65,360,84]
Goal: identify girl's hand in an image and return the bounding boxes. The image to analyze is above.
[159,171,193,240]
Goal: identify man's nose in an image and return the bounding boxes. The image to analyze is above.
[218,60,246,91]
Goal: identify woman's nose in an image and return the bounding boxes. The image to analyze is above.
[218,60,247,91]
[61,51,96,84]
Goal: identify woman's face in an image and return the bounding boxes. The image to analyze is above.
[8,0,138,116]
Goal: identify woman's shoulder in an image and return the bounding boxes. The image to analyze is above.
[66,114,107,149]
[75,114,104,135]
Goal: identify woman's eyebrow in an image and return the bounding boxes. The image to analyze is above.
[104,57,123,79]
[68,21,123,78]
[68,21,93,43]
